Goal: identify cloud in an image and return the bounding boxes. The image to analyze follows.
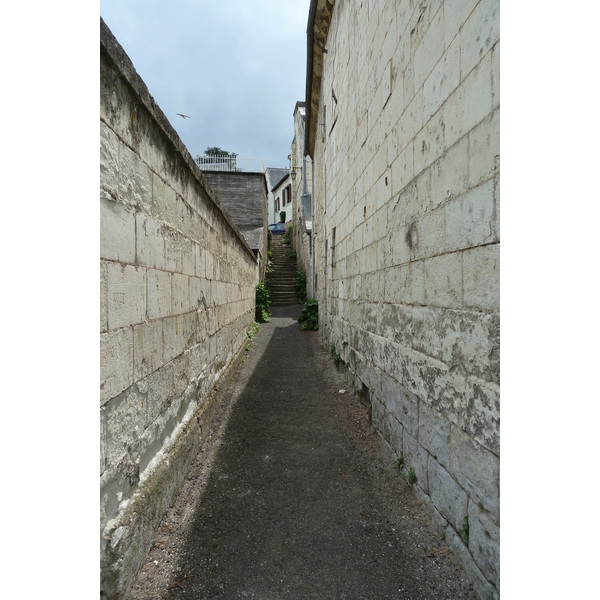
[101,0,311,168]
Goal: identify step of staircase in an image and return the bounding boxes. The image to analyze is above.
[268,236,299,306]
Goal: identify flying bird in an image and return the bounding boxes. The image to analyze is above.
[176,113,191,119]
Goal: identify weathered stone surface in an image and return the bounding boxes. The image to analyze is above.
[428,458,468,532]
[106,262,146,330]
[100,262,109,333]
[402,431,430,495]
[118,144,153,214]
[101,19,258,600]
[445,179,496,252]
[136,214,166,270]
[133,319,164,381]
[418,400,451,469]
[380,370,419,438]
[105,386,144,470]
[146,269,171,320]
[304,0,499,595]
[463,243,500,311]
[468,500,500,589]
[450,426,499,517]
[100,327,134,405]
[100,197,136,263]
[162,312,198,365]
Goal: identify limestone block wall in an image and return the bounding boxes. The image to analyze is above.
[307,1,499,597]
[291,104,315,298]
[100,20,258,599]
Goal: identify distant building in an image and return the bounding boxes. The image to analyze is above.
[270,171,292,227]
[265,167,289,225]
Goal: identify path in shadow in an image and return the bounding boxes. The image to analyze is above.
[129,304,478,599]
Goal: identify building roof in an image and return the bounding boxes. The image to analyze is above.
[265,168,290,192]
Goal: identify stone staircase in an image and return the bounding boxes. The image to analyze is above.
[268,234,298,305]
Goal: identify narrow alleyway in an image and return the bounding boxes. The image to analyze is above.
[128,301,479,599]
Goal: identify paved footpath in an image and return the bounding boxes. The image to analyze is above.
[129,305,479,600]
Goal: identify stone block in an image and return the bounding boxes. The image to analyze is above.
[152,173,177,225]
[413,207,446,261]
[375,170,392,212]
[100,262,109,333]
[164,227,194,276]
[423,35,460,122]
[382,265,411,305]
[389,140,413,197]
[468,108,500,189]
[361,241,379,273]
[443,52,493,149]
[423,252,463,309]
[371,394,391,445]
[146,269,171,321]
[445,526,499,600]
[390,224,412,267]
[460,375,500,455]
[438,308,500,384]
[393,304,442,358]
[105,386,144,468]
[100,122,119,202]
[145,362,174,427]
[468,500,500,589]
[449,424,499,518]
[463,243,500,312]
[171,273,190,315]
[100,328,134,404]
[194,243,206,279]
[381,371,420,438]
[460,0,500,79]
[413,7,445,92]
[106,262,147,330]
[188,341,208,381]
[402,431,429,494]
[419,401,451,469]
[428,457,468,532]
[406,348,450,412]
[445,179,496,252]
[172,351,191,400]
[410,259,426,305]
[100,198,136,263]
[414,111,446,178]
[205,250,215,281]
[443,0,480,47]
[136,215,166,270]
[189,276,210,312]
[430,134,469,209]
[118,144,152,214]
[133,319,164,382]
[163,312,198,364]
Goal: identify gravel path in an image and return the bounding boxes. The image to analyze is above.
[128,305,479,599]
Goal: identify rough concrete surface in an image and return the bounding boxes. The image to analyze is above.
[128,305,479,599]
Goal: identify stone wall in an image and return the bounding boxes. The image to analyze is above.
[100,19,259,599]
[200,171,268,283]
[305,1,499,598]
[291,103,315,299]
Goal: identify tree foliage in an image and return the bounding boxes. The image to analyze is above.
[204,147,237,158]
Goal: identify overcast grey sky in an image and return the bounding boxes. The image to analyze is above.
[100,0,311,169]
